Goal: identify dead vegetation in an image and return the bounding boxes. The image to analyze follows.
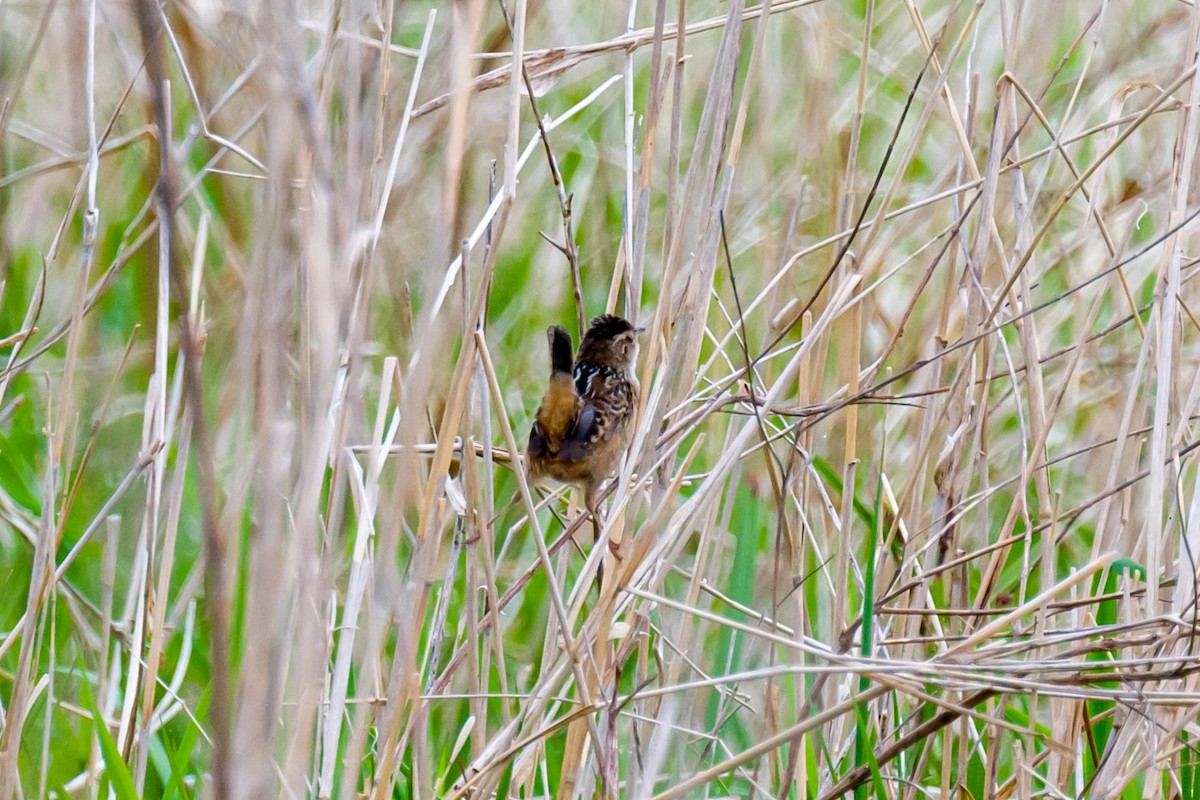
[2,0,1200,797]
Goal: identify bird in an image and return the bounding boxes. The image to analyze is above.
[527,314,642,567]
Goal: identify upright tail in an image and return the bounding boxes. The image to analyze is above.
[548,325,574,375]
[534,326,579,446]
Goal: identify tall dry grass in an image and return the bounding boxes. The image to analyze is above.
[2,0,1200,797]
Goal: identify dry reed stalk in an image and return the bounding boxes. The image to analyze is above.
[6,1,1200,797]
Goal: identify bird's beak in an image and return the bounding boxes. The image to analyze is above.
[634,325,646,334]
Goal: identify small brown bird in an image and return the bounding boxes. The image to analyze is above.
[527,314,642,559]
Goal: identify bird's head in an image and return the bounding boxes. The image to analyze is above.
[576,314,643,371]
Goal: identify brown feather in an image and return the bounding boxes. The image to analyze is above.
[527,318,639,479]
[526,315,642,589]
[536,373,579,447]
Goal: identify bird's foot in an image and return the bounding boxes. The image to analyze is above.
[607,539,623,560]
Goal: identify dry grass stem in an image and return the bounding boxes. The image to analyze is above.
[3,0,1200,797]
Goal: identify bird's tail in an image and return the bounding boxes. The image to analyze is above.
[537,326,579,443]
[548,325,573,375]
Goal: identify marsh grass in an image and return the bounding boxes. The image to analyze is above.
[2,0,1200,797]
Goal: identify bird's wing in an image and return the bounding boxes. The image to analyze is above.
[556,365,632,461]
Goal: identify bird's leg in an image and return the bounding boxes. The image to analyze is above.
[608,535,622,560]
[584,483,600,543]
[584,483,606,592]
[586,482,621,561]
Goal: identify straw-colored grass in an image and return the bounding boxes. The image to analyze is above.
[2,0,1200,797]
